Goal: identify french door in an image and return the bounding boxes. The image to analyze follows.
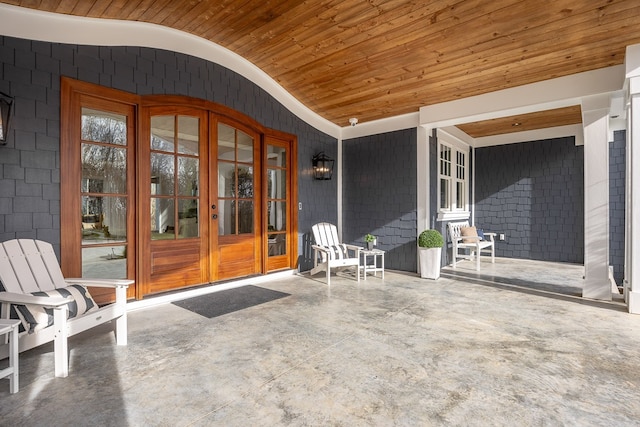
[62,79,297,301]
[212,119,261,280]
[138,107,210,296]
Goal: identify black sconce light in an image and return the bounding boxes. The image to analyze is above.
[312,152,334,180]
[0,91,14,144]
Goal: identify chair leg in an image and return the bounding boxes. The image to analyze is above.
[452,246,457,268]
[491,244,495,263]
[115,286,128,346]
[53,307,69,378]
[326,265,331,286]
[476,245,481,271]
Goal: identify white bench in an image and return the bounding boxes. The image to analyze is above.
[447,221,495,271]
[0,239,132,378]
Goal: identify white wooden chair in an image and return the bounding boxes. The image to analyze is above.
[0,239,132,378]
[447,221,496,271]
[310,223,360,285]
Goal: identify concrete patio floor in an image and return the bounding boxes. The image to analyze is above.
[1,257,638,426]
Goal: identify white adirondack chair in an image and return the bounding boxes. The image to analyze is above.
[310,223,361,285]
[0,239,132,378]
[448,221,496,271]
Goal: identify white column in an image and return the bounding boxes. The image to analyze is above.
[337,137,343,239]
[626,52,640,312]
[417,126,431,273]
[582,94,611,300]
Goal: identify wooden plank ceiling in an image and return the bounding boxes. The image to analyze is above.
[4,0,640,133]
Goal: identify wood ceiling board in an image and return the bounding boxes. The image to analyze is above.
[2,0,638,126]
[456,106,583,138]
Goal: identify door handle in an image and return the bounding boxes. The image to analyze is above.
[212,214,218,219]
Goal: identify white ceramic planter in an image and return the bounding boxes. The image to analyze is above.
[419,247,442,279]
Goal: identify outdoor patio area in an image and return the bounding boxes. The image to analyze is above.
[1,258,638,426]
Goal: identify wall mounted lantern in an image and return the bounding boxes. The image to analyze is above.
[0,91,14,144]
[312,152,334,180]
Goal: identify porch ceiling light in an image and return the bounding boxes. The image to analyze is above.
[0,91,14,144]
[312,152,334,180]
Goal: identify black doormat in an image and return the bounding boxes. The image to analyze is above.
[172,285,290,318]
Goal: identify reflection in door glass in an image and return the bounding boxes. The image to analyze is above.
[217,123,254,236]
[150,114,200,241]
[178,199,199,238]
[82,109,127,145]
[82,196,127,244]
[238,201,253,234]
[80,107,129,278]
[178,156,199,196]
[151,116,175,152]
[177,116,199,155]
[151,153,175,195]
[82,246,127,279]
[82,144,127,194]
[151,198,175,240]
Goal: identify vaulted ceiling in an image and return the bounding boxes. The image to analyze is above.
[3,0,640,132]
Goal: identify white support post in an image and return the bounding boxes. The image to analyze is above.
[626,50,640,312]
[337,137,343,240]
[417,126,431,274]
[582,94,612,300]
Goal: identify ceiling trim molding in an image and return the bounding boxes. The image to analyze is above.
[340,112,420,140]
[470,124,585,148]
[419,65,626,129]
[0,4,345,137]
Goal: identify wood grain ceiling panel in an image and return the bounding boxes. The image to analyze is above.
[3,0,639,129]
[456,106,583,138]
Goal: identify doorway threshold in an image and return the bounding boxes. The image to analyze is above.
[127,269,297,312]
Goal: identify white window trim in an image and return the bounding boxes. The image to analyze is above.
[437,129,470,222]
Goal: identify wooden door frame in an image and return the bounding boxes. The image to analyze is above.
[60,78,139,302]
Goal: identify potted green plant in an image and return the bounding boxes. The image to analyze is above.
[364,233,376,250]
[418,229,444,279]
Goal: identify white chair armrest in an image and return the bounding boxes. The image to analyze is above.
[483,232,496,241]
[0,291,72,308]
[64,278,133,288]
[311,244,330,253]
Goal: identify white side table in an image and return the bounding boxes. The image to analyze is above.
[360,248,385,280]
[0,319,20,394]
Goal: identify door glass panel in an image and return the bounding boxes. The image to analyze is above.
[236,167,254,198]
[151,153,175,195]
[178,156,199,196]
[238,200,253,234]
[80,107,129,278]
[218,123,235,161]
[237,130,253,163]
[177,116,199,155]
[81,108,127,145]
[151,116,175,152]
[267,169,286,199]
[267,201,287,231]
[178,199,198,238]
[82,246,127,279]
[266,142,288,259]
[219,199,233,236]
[81,196,127,244]
[217,123,255,236]
[267,145,286,167]
[218,162,235,197]
[82,144,127,194]
[151,198,175,240]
